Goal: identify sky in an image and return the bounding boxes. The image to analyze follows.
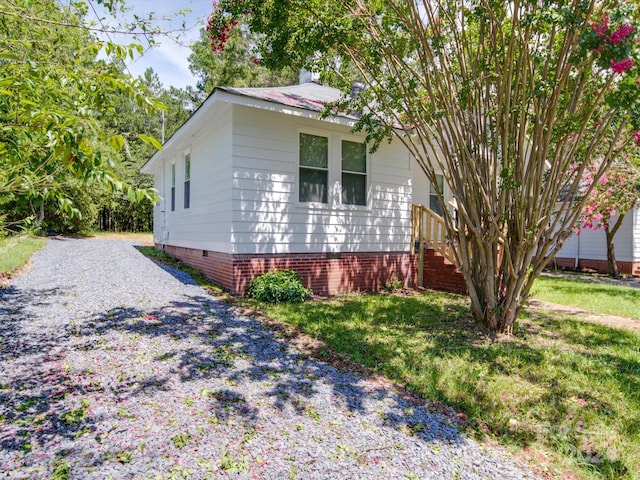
[88,0,213,89]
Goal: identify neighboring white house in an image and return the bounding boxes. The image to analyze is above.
[554,207,640,276]
[141,81,450,295]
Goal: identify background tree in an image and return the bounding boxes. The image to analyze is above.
[0,0,161,233]
[95,68,195,232]
[578,158,640,277]
[208,0,640,333]
[189,25,297,94]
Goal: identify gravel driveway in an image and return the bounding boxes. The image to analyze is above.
[0,238,537,479]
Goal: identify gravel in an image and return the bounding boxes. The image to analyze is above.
[0,238,538,479]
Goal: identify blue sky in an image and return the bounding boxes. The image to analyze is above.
[88,0,213,89]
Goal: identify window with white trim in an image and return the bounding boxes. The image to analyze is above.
[299,132,368,207]
[170,163,176,212]
[429,174,444,216]
[183,153,191,209]
[341,140,367,206]
[299,133,328,203]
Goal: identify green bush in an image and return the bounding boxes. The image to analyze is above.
[247,269,312,304]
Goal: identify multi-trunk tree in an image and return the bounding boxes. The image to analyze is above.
[207,0,640,333]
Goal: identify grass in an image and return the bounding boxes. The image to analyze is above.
[244,292,640,480]
[0,235,47,279]
[531,275,640,320]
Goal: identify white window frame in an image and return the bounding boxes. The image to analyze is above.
[170,162,176,212]
[297,129,370,209]
[429,173,444,216]
[298,130,330,205]
[183,150,191,209]
[340,135,368,207]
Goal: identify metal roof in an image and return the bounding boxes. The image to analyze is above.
[218,82,359,120]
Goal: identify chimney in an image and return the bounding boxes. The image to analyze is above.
[299,68,320,84]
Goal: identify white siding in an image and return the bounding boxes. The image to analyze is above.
[410,156,452,210]
[153,102,234,252]
[632,207,640,262]
[557,230,578,262]
[230,104,413,254]
[558,210,637,262]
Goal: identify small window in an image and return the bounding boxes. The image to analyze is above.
[299,133,328,203]
[341,140,367,206]
[429,174,444,216]
[170,163,176,212]
[184,153,191,209]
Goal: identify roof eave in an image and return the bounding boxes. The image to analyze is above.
[140,86,361,175]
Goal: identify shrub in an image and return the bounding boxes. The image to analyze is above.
[383,276,404,292]
[247,269,312,304]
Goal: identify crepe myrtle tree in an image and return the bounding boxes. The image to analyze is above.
[577,158,640,278]
[207,0,640,334]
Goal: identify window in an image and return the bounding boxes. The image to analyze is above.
[183,153,191,209]
[299,133,328,203]
[170,163,176,212]
[341,140,367,206]
[429,174,444,216]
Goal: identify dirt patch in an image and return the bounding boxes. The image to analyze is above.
[0,256,38,289]
[82,232,154,245]
[529,299,640,334]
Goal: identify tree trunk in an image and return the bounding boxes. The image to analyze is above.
[468,286,521,335]
[458,231,531,335]
[604,215,625,279]
[605,229,619,278]
[29,199,45,227]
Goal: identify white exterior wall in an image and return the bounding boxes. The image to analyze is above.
[230,105,413,254]
[631,207,640,262]
[558,209,637,263]
[151,102,234,252]
[410,156,452,211]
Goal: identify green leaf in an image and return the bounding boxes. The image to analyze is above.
[138,134,163,150]
[109,135,125,151]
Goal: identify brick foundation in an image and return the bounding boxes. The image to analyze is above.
[159,245,234,290]
[552,257,639,276]
[159,244,418,296]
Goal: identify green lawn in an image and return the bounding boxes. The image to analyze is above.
[246,292,640,480]
[531,275,640,320]
[0,235,47,278]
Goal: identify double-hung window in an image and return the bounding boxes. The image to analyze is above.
[170,163,176,212]
[183,153,191,209]
[429,174,444,216]
[299,132,368,207]
[299,133,328,203]
[341,140,367,206]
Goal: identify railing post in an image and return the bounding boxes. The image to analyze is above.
[425,209,432,249]
[411,204,417,251]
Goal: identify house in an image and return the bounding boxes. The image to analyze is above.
[553,208,640,276]
[140,79,460,295]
